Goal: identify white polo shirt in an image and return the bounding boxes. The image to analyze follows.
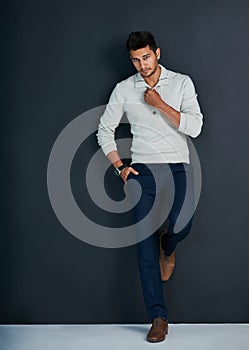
[97,64,203,164]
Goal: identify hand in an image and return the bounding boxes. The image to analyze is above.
[121,166,139,184]
[144,88,163,109]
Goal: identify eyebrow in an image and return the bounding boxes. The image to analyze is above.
[131,53,151,60]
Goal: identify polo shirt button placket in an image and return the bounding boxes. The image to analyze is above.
[153,85,160,115]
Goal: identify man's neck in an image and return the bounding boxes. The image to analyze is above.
[143,65,161,88]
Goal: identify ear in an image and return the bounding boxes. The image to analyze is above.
[156,48,160,60]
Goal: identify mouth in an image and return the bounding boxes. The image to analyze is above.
[141,69,150,74]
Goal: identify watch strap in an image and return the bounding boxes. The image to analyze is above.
[114,164,127,176]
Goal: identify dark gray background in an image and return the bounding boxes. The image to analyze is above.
[1,0,249,324]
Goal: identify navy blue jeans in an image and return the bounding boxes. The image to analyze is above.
[127,163,194,321]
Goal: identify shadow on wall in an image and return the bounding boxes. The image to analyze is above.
[103,39,134,81]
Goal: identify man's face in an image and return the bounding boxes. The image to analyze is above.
[129,45,160,78]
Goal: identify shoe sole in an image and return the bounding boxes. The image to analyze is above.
[147,334,168,343]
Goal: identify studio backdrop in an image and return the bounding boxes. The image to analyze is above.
[1,0,249,323]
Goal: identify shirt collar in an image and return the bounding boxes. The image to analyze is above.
[134,64,169,89]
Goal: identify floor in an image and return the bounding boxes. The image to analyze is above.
[0,324,248,350]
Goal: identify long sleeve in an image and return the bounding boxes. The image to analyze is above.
[96,83,124,155]
[177,76,203,138]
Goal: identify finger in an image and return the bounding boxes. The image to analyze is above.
[121,167,138,183]
[129,167,139,175]
[121,168,130,183]
[121,173,127,184]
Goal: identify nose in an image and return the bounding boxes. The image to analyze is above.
[140,60,146,69]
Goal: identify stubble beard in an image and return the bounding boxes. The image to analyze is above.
[140,64,159,78]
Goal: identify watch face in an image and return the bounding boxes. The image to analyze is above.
[114,164,127,176]
[114,168,121,176]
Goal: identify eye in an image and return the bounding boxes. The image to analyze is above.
[131,58,139,63]
[143,55,150,60]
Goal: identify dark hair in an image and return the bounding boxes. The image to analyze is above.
[126,31,157,53]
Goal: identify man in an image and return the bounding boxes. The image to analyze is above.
[97,31,203,342]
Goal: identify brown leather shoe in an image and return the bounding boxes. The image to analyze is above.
[159,231,176,282]
[147,317,168,343]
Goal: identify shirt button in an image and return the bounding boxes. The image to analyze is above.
[153,111,156,115]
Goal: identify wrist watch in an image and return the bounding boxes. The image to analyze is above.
[114,164,127,176]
